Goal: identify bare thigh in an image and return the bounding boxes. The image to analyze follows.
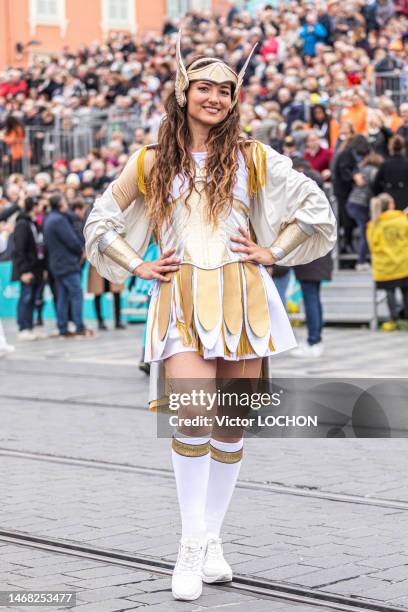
[164,351,217,437]
[213,357,263,442]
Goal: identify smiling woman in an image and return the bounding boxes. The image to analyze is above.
[84,29,336,604]
[187,80,232,130]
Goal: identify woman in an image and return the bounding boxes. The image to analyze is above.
[0,221,15,355]
[87,266,125,330]
[331,121,358,253]
[309,104,332,148]
[367,194,408,330]
[346,150,383,270]
[1,115,28,175]
[373,135,408,211]
[84,32,336,602]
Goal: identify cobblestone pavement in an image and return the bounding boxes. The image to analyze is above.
[1,320,408,611]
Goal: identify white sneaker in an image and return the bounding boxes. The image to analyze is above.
[172,537,205,601]
[355,263,371,272]
[202,536,233,584]
[17,330,38,341]
[0,343,15,356]
[291,342,324,358]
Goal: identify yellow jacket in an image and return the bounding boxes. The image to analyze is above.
[366,210,408,282]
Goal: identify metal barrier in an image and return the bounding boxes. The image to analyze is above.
[372,70,408,109]
[1,111,142,179]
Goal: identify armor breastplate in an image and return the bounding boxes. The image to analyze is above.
[160,165,249,269]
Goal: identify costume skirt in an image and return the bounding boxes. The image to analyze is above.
[143,262,297,363]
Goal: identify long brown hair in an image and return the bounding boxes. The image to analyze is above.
[145,57,243,231]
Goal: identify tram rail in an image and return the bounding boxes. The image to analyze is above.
[0,529,404,612]
[1,448,408,512]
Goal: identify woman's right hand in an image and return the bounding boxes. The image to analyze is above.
[134,248,180,282]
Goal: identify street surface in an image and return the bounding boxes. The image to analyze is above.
[1,320,408,611]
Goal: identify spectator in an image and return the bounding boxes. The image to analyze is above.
[366,109,392,158]
[289,158,333,357]
[346,151,384,270]
[11,197,45,341]
[291,251,333,357]
[43,192,93,338]
[332,122,358,253]
[0,221,15,355]
[299,13,328,57]
[282,135,302,160]
[0,70,27,100]
[1,115,28,174]
[377,96,403,133]
[367,193,408,330]
[373,135,408,210]
[309,104,333,148]
[87,264,126,331]
[396,102,408,153]
[69,198,87,239]
[303,131,333,181]
[341,90,368,135]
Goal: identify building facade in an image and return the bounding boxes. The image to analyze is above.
[0,0,232,69]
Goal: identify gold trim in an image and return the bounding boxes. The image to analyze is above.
[247,142,266,197]
[179,264,193,329]
[210,444,243,464]
[137,146,147,195]
[149,397,173,414]
[244,263,269,337]
[197,268,221,331]
[150,287,159,352]
[223,263,242,335]
[157,274,173,341]
[172,437,210,457]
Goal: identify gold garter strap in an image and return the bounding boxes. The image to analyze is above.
[210,443,243,464]
[151,263,275,359]
[172,436,210,457]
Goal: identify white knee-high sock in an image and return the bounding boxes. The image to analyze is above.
[205,438,243,538]
[171,434,211,539]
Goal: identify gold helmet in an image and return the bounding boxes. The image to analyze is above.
[175,29,258,110]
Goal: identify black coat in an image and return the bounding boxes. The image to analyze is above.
[332,145,358,205]
[397,124,408,155]
[294,251,333,282]
[11,212,43,282]
[372,154,408,210]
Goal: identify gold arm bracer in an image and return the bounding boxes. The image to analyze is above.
[98,230,143,274]
[270,221,312,259]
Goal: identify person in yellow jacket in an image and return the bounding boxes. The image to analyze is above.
[366,193,408,330]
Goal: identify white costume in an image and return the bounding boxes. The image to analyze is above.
[84,34,338,602]
[84,140,337,409]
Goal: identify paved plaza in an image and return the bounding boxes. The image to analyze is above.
[0,320,408,611]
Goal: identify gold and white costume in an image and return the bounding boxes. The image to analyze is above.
[84,140,336,409]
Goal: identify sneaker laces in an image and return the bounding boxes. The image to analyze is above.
[176,539,203,573]
[206,536,223,561]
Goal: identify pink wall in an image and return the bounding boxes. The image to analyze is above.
[0,0,228,70]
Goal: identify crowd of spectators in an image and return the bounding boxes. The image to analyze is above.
[0,0,408,345]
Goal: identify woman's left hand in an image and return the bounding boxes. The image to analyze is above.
[230,227,277,265]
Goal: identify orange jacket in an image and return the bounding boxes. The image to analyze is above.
[342,103,368,135]
[2,126,27,161]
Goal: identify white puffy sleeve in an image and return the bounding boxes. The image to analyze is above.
[249,143,337,266]
[84,148,153,283]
